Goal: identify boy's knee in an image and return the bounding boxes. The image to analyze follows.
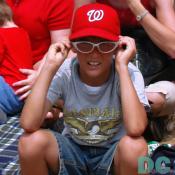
[146,92,165,106]
[118,136,147,158]
[18,130,49,157]
[114,136,148,174]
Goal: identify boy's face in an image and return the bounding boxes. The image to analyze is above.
[71,37,118,86]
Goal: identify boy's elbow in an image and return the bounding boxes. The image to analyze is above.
[20,117,40,133]
[127,120,148,137]
[127,127,146,137]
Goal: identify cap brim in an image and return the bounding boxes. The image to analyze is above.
[70,28,119,41]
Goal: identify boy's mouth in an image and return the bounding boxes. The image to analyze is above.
[87,61,101,66]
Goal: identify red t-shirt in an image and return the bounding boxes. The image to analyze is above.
[0,28,33,91]
[97,0,154,27]
[6,0,74,64]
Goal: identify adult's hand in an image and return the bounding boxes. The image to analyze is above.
[42,100,64,129]
[46,99,64,119]
[13,68,38,100]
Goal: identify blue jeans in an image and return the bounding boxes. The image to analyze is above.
[50,131,118,175]
[0,76,23,117]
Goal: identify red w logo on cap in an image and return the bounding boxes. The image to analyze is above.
[87,10,104,22]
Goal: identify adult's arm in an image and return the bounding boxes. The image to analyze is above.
[13,29,71,100]
[127,0,175,58]
[74,0,95,10]
[13,0,74,99]
[34,29,71,69]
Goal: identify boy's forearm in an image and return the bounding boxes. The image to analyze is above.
[20,64,58,132]
[117,65,147,136]
[20,42,69,132]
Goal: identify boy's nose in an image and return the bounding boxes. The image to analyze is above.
[91,46,101,55]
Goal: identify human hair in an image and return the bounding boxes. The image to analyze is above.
[0,0,13,26]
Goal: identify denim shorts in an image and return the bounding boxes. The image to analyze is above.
[50,131,118,175]
[0,76,23,116]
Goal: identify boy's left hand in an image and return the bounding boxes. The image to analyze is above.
[46,41,70,70]
[115,36,136,67]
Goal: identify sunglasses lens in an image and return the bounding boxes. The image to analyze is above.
[99,42,117,53]
[76,42,93,53]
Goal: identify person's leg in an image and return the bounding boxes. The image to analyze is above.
[18,129,59,175]
[0,108,7,124]
[146,91,165,115]
[113,135,148,175]
[145,81,175,116]
[0,76,24,116]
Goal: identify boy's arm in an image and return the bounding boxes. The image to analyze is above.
[20,42,69,132]
[115,36,148,137]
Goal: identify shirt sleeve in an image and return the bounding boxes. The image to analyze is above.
[128,63,150,109]
[47,74,63,105]
[47,58,73,105]
[45,0,74,30]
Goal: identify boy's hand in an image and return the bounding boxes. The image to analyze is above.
[46,41,70,70]
[115,36,136,69]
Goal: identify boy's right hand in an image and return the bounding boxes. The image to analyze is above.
[46,41,70,70]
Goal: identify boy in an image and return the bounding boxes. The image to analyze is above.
[0,0,33,123]
[19,3,149,175]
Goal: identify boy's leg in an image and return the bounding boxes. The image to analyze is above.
[113,135,148,175]
[18,129,59,175]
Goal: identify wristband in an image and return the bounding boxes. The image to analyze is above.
[136,10,149,21]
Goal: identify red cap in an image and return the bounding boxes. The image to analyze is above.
[70,3,120,41]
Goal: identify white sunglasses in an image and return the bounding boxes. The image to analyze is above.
[71,41,119,53]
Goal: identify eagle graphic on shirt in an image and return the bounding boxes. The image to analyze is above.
[64,107,122,144]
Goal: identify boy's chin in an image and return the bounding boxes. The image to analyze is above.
[86,70,103,78]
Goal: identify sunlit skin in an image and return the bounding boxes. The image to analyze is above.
[108,0,128,9]
[106,0,155,9]
[72,37,116,86]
